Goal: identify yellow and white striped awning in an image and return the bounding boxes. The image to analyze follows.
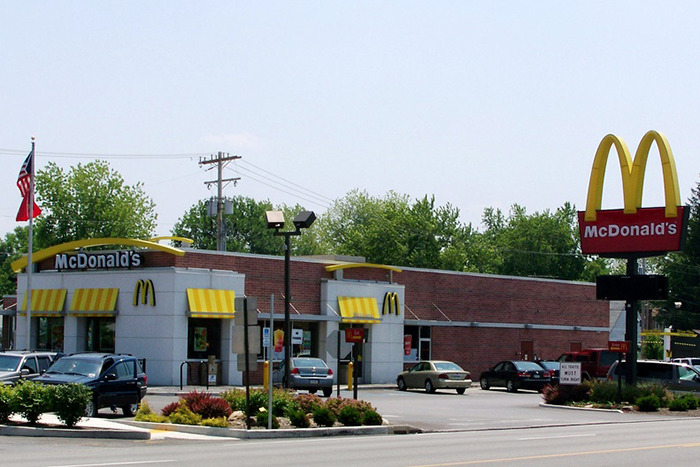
[338,296,381,324]
[19,289,67,317]
[186,288,236,319]
[68,288,119,317]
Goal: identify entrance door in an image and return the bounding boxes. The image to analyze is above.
[520,340,534,361]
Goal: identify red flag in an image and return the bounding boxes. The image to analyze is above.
[16,149,41,221]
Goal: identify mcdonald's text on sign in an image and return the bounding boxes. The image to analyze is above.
[578,130,689,257]
[608,341,630,353]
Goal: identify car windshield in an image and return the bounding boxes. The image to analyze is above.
[46,358,102,377]
[0,355,22,372]
[538,361,559,370]
[292,358,327,368]
[434,362,463,371]
[514,361,544,371]
[679,365,700,381]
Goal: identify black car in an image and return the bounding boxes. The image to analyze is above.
[0,351,57,385]
[35,353,147,416]
[535,360,560,385]
[479,360,551,392]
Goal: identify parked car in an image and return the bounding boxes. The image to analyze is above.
[479,360,551,392]
[557,348,617,381]
[35,353,147,416]
[0,351,57,385]
[396,360,472,394]
[273,357,334,397]
[608,359,700,394]
[535,360,560,385]
[672,357,700,369]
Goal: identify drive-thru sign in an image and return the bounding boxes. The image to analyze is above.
[559,362,582,385]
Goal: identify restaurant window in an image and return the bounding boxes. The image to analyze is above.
[187,318,221,359]
[86,317,115,353]
[403,325,431,362]
[257,321,318,361]
[37,317,64,352]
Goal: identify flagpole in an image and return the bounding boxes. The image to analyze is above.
[26,137,35,350]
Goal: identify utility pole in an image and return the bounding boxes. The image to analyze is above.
[199,152,241,251]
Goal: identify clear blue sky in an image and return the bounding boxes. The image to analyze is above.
[1,2,699,237]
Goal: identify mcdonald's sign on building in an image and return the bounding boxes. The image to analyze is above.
[578,130,689,257]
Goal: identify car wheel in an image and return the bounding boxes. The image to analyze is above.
[425,379,435,393]
[309,388,318,394]
[122,402,139,417]
[480,377,490,390]
[397,377,407,391]
[456,388,466,395]
[322,388,332,397]
[506,379,518,392]
[85,398,98,417]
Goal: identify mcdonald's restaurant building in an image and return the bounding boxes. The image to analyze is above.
[3,239,610,386]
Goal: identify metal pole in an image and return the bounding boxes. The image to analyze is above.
[216,152,224,251]
[625,257,639,386]
[284,234,291,389]
[26,137,35,350]
[337,329,341,397]
[244,297,251,430]
[268,294,274,429]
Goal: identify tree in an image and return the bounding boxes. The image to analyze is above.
[479,203,596,281]
[34,160,157,248]
[171,197,322,256]
[658,177,700,329]
[0,227,28,296]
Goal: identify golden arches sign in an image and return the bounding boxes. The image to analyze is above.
[382,292,400,316]
[584,130,680,222]
[578,130,688,256]
[133,279,156,306]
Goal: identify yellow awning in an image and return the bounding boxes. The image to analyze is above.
[187,288,236,319]
[68,288,119,317]
[338,296,381,324]
[19,289,67,317]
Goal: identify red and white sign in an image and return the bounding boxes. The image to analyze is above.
[578,206,687,256]
[403,335,412,356]
[345,328,364,343]
[609,341,630,353]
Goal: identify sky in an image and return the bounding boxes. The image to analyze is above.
[1,2,699,238]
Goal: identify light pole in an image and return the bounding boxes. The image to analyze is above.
[265,210,316,388]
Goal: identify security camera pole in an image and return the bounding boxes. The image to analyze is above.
[265,210,316,388]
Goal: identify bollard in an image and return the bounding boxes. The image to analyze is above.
[263,361,269,392]
[347,361,354,391]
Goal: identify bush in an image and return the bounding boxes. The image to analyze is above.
[294,393,323,414]
[672,393,698,410]
[222,388,268,416]
[312,405,336,427]
[635,383,669,407]
[12,380,50,425]
[0,384,14,423]
[542,383,590,405]
[169,405,203,425]
[180,390,232,419]
[271,389,296,417]
[287,407,310,428]
[161,400,183,417]
[49,383,92,428]
[255,407,279,429]
[635,394,660,412]
[201,417,229,427]
[588,381,621,404]
[135,401,169,423]
[668,397,690,411]
[362,409,383,426]
[338,405,363,426]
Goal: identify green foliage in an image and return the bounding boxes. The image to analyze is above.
[337,405,363,426]
[668,397,691,411]
[311,405,336,427]
[255,407,279,429]
[287,407,310,428]
[270,389,296,417]
[48,383,92,428]
[221,388,269,416]
[135,401,169,423]
[201,417,229,427]
[34,160,157,249]
[635,394,661,412]
[641,337,664,360]
[635,383,669,408]
[293,393,323,414]
[678,393,699,410]
[362,409,383,426]
[0,227,28,296]
[168,405,203,425]
[0,383,14,423]
[588,381,621,404]
[12,380,50,425]
[179,390,232,419]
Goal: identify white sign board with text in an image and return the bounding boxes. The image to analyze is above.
[559,362,582,385]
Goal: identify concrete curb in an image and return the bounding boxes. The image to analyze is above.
[539,402,625,413]
[120,420,390,439]
[0,423,151,440]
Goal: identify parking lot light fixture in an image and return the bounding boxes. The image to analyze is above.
[265,210,316,388]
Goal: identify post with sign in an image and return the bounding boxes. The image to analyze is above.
[234,297,259,430]
[609,341,630,403]
[345,328,364,399]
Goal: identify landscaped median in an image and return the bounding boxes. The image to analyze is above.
[129,388,390,438]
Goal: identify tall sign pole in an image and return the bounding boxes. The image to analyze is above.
[624,257,638,385]
[26,137,36,350]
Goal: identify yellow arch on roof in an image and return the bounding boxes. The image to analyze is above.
[11,237,186,273]
[149,236,194,244]
[325,263,402,273]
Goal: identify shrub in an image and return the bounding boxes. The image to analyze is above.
[271,389,296,417]
[12,380,50,425]
[636,383,669,408]
[50,383,92,428]
[161,400,184,417]
[222,388,268,416]
[255,407,279,429]
[338,405,363,426]
[201,417,229,427]
[668,397,690,411]
[635,394,660,412]
[287,407,310,428]
[180,391,232,419]
[312,405,336,427]
[135,401,169,423]
[169,405,202,425]
[294,393,323,414]
[362,409,383,426]
[672,393,698,410]
[588,381,621,404]
[542,383,590,405]
[0,384,14,423]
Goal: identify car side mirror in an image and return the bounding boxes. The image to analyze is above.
[105,373,117,381]
[20,368,30,376]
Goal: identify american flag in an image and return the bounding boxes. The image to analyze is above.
[16,149,41,221]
